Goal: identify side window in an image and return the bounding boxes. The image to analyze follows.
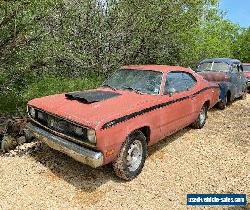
[232,64,238,72]
[238,64,243,72]
[182,72,197,90]
[164,72,187,94]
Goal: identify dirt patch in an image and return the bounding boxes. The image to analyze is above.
[0,96,249,210]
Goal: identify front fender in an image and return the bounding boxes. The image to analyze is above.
[218,82,235,101]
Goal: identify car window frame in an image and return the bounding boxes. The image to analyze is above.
[163,71,197,95]
[198,61,230,72]
[181,72,197,90]
[102,68,164,95]
[231,63,238,73]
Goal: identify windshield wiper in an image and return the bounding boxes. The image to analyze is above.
[121,86,143,94]
[101,84,117,91]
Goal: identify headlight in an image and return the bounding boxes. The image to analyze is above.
[37,111,46,121]
[87,129,96,144]
[29,107,36,118]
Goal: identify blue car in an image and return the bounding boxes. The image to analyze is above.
[197,58,247,109]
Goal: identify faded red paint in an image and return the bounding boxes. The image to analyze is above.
[243,63,250,78]
[28,65,219,165]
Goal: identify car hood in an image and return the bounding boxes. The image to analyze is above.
[28,88,158,129]
[198,72,229,82]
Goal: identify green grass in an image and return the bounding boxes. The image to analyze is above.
[0,74,105,115]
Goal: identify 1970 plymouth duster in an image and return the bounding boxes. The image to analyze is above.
[26,65,219,180]
[197,58,247,109]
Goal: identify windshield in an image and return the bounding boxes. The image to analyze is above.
[102,69,162,94]
[198,62,229,72]
[243,65,250,72]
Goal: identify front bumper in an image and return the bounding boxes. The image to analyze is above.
[26,123,103,168]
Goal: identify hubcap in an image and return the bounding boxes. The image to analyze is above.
[126,140,143,172]
[199,106,206,123]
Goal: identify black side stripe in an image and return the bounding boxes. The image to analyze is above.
[101,86,219,129]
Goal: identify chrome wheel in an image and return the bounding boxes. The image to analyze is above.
[199,106,206,124]
[126,140,143,172]
[192,104,208,129]
[113,131,147,180]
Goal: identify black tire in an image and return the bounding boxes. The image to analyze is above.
[113,131,147,181]
[192,104,208,129]
[217,96,228,110]
[239,90,247,100]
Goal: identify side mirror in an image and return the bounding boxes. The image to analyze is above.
[166,87,176,96]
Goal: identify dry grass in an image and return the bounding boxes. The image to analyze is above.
[0,96,249,210]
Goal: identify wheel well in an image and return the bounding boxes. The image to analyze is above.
[204,100,210,108]
[131,126,151,144]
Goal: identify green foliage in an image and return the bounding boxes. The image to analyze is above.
[0,0,248,115]
[233,28,250,62]
[181,17,240,68]
[21,74,104,101]
[0,74,104,115]
[0,92,22,115]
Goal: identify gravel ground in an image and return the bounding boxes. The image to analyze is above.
[0,96,249,210]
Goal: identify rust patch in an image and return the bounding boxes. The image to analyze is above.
[105,149,115,158]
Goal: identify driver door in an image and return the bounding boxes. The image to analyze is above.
[160,72,195,139]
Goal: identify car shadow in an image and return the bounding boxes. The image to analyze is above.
[28,126,192,192]
[148,127,191,158]
[29,142,118,193]
[206,105,222,114]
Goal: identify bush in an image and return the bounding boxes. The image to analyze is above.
[0,73,105,115]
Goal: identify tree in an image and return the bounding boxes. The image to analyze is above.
[179,4,240,68]
[233,27,250,62]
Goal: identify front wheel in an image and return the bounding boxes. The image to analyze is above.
[239,90,247,100]
[217,96,227,110]
[113,131,147,181]
[192,104,208,129]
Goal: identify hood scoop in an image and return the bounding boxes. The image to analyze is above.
[65,90,121,104]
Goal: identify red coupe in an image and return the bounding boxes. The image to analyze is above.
[26,65,219,180]
[243,63,250,92]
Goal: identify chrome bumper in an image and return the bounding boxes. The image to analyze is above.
[26,123,103,168]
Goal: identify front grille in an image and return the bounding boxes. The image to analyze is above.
[34,111,88,141]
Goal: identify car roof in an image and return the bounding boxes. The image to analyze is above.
[199,58,241,65]
[243,63,250,66]
[122,65,191,73]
